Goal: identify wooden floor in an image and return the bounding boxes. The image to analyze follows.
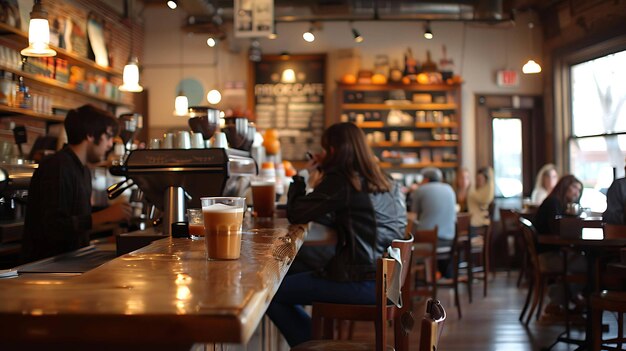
[347,271,622,351]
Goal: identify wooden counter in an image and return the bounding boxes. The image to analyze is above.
[0,218,306,349]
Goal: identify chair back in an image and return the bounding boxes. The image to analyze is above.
[406,211,418,237]
[391,235,415,301]
[419,299,447,351]
[456,212,471,239]
[500,209,521,234]
[376,256,396,351]
[519,217,540,275]
[604,223,626,239]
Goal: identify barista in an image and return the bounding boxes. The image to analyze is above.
[22,105,132,262]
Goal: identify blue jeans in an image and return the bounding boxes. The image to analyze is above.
[266,271,376,347]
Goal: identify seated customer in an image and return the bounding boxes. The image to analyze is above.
[532,175,586,315]
[531,163,558,206]
[467,167,494,236]
[266,122,407,347]
[22,105,132,263]
[411,167,456,276]
[411,167,456,248]
[603,165,626,224]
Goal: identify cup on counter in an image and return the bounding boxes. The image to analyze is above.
[162,133,174,149]
[201,197,245,260]
[212,131,228,148]
[251,177,275,218]
[187,208,204,240]
[149,138,161,149]
[176,131,191,149]
[191,132,205,149]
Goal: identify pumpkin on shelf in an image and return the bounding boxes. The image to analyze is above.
[341,74,357,84]
[263,128,280,155]
[371,73,387,85]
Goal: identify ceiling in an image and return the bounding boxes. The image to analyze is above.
[138,0,562,21]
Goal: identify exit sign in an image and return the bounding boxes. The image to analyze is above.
[496,70,519,87]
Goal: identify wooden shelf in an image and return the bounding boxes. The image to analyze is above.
[342,103,457,110]
[0,23,122,77]
[0,105,65,122]
[379,162,458,169]
[370,141,458,147]
[0,65,132,108]
[356,122,459,129]
[337,82,462,91]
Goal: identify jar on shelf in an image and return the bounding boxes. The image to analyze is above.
[15,77,31,109]
[0,71,13,106]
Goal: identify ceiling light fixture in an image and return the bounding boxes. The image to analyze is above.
[167,0,177,10]
[119,0,143,92]
[351,22,363,43]
[268,24,278,40]
[423,21,433,40]
[303,24,315,43]
[21,0,56,57]
[206,37,217,47]
[174,32,188,116]
[522,21,542,74]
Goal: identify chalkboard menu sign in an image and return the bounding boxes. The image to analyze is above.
[250,54,326,161]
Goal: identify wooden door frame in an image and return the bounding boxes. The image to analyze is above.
[475,94,545,197]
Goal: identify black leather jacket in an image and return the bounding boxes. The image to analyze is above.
[287,170,407,282]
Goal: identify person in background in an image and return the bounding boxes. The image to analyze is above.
[467,167,495,236]
[531,164,559,205]
[267,122,407,347]
[603,165,626,225]
[455,167,471,212]
[531,175,586,317]
[22,105,132,263]
[411,167,456,276]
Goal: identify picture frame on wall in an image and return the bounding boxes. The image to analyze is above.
[234,0,274,38]
[87,13,109,67]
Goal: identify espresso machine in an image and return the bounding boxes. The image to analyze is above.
[109,148,257,237]
[0,163,37,250]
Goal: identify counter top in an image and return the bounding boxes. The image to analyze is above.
[0,218,306,348]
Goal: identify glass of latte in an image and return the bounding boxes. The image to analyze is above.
[200,197,246,260]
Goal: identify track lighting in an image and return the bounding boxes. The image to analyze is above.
[303,25,315,43]
[21,0,56,57]
[351,26,363,43]
[167,0,177,10]
[424,21,433,40]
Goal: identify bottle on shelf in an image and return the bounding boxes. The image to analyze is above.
[15,76,32,109]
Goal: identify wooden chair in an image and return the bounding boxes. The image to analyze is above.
[462,220,492,300]
[591,290,626,351]
[419,299,447,351]
[499,208,525,285]
[410,226,439,300]
[292,236,414,351]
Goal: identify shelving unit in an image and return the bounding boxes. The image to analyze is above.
[337,82,462,183]
[0,22,130,122]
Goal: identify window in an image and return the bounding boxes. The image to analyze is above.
[493,118,523,198]
[569,49,626,212]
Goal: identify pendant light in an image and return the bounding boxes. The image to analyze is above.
[207,42,221,105]
[120,0,144,92]
[174,32,188,116]
[21,0,57,57]
[522,20,542,74]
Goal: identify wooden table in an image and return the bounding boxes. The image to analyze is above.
[537,235,626,350]
[0,218,307,349]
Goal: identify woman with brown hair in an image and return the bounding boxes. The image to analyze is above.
[266,122,407,347]
[532,174,583,236]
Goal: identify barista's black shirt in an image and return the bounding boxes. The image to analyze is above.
[22,147,92,262]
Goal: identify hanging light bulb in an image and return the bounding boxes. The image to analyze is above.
[423,21,433,40]
[207,37,217,47]
[167,0,177,10]
[522,21,542,75]
[207,89,221,105]
[522,59,542,74]
[281,68,296,83]
[174,90,188,116]
[119,0,143,92]
[351,25,363,43]
[268,24,278,40]
[303,25,315,43]
[119,56,143,92]
[21,0,56,57]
